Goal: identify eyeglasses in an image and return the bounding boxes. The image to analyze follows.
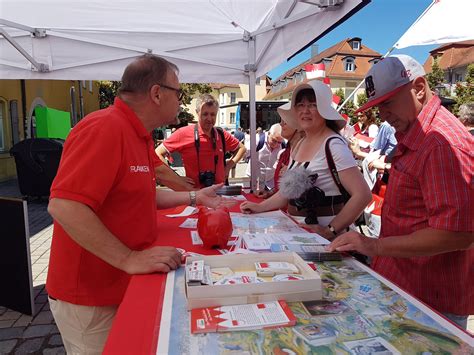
[295,102,317,111]
[159,83,184,101]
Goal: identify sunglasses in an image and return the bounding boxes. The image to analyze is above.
[159,83,184,101]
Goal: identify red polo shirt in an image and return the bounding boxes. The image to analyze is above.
[372,96,474,315]
[163,124,240,187]
[47,98,158,306]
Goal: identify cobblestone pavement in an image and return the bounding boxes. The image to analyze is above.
[0,162,472,354]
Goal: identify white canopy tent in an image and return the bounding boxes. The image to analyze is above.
[395,0,474,49]
[0,0,369,189]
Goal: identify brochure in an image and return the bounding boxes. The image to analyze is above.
[190,300,296,334]
[270,243,342,261]
[243,232,330,251]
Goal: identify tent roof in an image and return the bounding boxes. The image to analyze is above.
[0,0,369,82]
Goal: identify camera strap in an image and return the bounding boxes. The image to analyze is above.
[194,124,219,176]
[325,136,351,203]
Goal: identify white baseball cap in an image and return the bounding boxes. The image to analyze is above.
[277,80,346,131]
[355,54,425,114]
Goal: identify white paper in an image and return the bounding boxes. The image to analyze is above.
[222,195,247,201]
[190,231,203,245]
[166,206,198,218]
[243,232,330,251]
[179,218,198,229]
[357,139,371,149]
[366,149,381,164]
[227,248,258,255]
[217,302,290,330]
[230,210,306,234]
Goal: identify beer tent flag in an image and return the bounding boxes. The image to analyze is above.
[395,0,474,49]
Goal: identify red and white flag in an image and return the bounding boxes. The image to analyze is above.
[305,63,325,79]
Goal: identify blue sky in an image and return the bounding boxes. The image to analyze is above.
[268,0,436,80]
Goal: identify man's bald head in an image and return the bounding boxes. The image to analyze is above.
[118,54,178,96]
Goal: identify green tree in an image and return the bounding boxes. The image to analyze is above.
[356,91,368,108]
[97,81,212,126]
[175,83,212,126]
[453,63,474,115]
[334,88,356,123]
[98,81,121,109]
[426,57,445,93]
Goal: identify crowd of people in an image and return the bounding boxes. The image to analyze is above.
[45,53,473,353]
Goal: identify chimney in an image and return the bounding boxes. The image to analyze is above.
[311,43,319,58]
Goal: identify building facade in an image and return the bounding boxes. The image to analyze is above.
[0,80,99,182]
[423,40,474,95]
[265,38,382,107]
[187,76,270,130]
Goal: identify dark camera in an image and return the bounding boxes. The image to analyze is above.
[199,171,215,187]
[290,186,327,225]
[291,186,326,209]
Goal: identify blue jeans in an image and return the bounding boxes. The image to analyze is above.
[442,312,468,330]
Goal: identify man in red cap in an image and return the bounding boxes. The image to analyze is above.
[328,55,473,328]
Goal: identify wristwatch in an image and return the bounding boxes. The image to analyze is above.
[327,224,338,237]
[189,191,197,207]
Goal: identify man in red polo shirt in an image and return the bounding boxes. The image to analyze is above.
[155,94,247,189]
[46,55,233,353]
[328,55,473,329]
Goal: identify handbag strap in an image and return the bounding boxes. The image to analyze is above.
[325,136,350,203]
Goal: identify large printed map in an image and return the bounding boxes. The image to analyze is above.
[161,259,473,354]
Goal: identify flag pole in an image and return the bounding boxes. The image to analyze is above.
[336,0,436,112]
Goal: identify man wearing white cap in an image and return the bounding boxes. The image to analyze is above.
[328,55,473,328]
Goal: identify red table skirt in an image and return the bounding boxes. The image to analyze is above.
[104,196,259,354]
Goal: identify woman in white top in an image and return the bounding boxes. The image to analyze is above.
[356,109,379,138]
[240,80,371,240]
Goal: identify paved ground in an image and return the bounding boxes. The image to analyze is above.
[0,180,62,354]
[0,162,472,354]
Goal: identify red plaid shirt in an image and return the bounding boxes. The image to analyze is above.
[372,96,474,315]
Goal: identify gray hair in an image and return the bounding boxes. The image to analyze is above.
[196,94,219,113]
[118,54,178,95]
[458,103,474,125]
[269,123,282,136]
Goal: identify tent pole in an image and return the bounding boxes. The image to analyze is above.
[246,33,258,192]
[0,28,49,72]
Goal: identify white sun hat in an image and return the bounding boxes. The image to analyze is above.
[277,80,346,130]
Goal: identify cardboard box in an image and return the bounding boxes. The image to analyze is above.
[35,107,71,139]
[185,252,322,309]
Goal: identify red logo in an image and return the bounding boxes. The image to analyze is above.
[401,69,411,78]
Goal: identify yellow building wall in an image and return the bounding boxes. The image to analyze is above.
[187,77,268,130]
[0,79,100,182]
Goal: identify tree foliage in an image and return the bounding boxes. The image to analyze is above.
[175,83,212,126]
[453,63,474,115]
[334,88,356,123]
[426,57,446,93]
[97,81,212,126]
[98,81,121,109]
[357,91,368,108]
